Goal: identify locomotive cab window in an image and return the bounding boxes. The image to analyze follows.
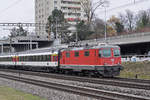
[102,49,111,57]
[84,51,90,56]
[75,51,79,57]
[113,49,120,57]
[99,50,102,57]
[99,49,111,57]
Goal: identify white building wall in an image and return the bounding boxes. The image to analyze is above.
[35,0,87,36]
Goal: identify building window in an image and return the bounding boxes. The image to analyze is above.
[54,1,57,4]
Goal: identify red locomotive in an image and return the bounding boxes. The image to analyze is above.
[59,44,123,77]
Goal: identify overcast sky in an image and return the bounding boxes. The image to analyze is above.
[0,0,150,38]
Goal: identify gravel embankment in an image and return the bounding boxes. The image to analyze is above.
[0,77,97,100]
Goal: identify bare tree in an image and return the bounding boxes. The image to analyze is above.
[119,13,126,25]
[93,18,105,35]
[125,10,135,31]
[80,0,108,24]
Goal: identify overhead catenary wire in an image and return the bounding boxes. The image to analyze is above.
[99,0,149,13]
[0,0,24,16]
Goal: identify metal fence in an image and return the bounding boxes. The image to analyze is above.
[71,32,150,45]
[122,55,150,62]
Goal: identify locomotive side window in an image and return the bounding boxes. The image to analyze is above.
[75,51,79,57]
[114,49,120,57]
[84,51,90,56]
[66,52,70,58]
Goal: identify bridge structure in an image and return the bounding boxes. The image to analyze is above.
[75,32,150,55]
[1,31,150,55]
[0,35,53,53]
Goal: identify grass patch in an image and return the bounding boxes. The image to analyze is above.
[0,86,46,100]
[120,61,150,79]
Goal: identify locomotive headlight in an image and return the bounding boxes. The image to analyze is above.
[104,63,108,66]
[111,59,114,62]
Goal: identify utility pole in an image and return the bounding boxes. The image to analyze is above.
[102,3,109,43]
[56,18,58,39]
[9,37,12,53]
[30,36,32,50]
[104,6,107,42]
[1,44,3,54]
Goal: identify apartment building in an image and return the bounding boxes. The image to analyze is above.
[35,0,87,36]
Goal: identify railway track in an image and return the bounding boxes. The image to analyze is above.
[0,73,149,100]
[0,69,150,90]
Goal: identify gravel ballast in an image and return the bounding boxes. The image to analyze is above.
[0,71,150,99]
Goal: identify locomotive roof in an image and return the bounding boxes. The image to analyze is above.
[62,44,119,51]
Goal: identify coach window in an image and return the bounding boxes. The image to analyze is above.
[54,56,58,61]
[43,55,46,61]
[46,55,50,61]
[19,57,21,61]
[27,56,30,61]
[25,56,28,61]
[75,51,79,57]
[32,56,35,61]
[22,56,24,61]
[6,57,8,61]
[31,56,34,61]
[24,56,26,61]
[39,55,42,61]
[26,56,29,61]
[29,56,32,61]
[40,55,42,61]
[35,56,38,61]
[84,51,90,56]
[66,52,70,58]
[49,55,52,61]
[42,55,44,61]
[37,56,39,61]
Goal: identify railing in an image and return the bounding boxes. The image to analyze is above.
[73,32,150,45]
[121,55,150,62]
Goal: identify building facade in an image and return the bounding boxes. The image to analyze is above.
[35,0,87,36]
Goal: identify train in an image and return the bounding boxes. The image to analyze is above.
[0,43,123,77]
